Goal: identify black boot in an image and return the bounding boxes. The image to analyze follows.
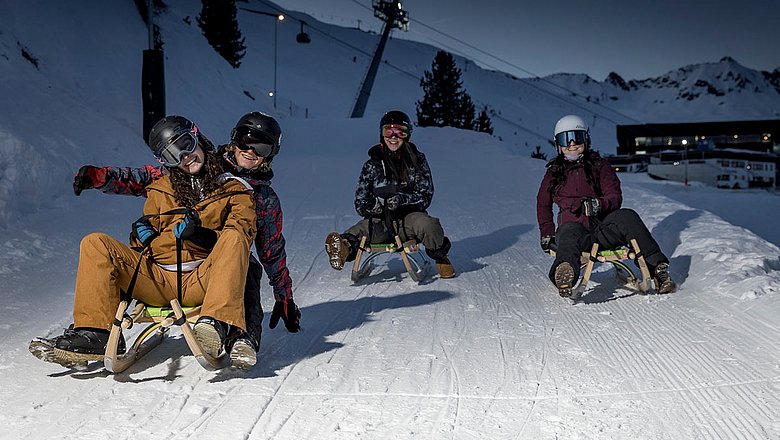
[53,325,125,355]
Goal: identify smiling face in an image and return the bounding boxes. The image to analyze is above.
[383,134,404,151]
[176,144,206,174]
[233,145,266,170]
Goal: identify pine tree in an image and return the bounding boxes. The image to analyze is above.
[197,0,246,68]
[475,106,493,134]
[531,145,548,161]
[416,51,477,130]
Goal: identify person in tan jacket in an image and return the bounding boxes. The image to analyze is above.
[37,116,256,365]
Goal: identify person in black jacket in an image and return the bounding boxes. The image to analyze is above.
[324,110,455,279]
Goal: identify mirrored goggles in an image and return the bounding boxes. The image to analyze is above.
[157,131,199,167]
[233,127,275,157]
[555,130,588,148]
[382,124,410,139]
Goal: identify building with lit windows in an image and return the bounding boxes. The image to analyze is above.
[612,119,780,188]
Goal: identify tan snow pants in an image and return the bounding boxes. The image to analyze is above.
[72,230,249,331]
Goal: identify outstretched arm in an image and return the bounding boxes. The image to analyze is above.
[73,164,165,197]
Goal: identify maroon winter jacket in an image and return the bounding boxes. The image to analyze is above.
[536,154,622,238]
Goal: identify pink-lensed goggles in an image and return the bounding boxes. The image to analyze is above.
[382,124,410,139]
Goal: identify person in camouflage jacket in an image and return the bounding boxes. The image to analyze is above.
[71,112,300,368]
[325,110,455,279]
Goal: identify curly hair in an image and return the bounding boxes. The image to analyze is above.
[547,149,602,197]
[169,149,225,208]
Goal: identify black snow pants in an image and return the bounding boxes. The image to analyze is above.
[550,208,668,285]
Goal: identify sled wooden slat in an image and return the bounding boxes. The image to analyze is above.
[104,299,229,373]
[351,235,429,283]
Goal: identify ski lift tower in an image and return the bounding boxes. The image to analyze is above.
[349,0,409,118]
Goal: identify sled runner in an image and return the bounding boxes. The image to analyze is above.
[103,299,229,373]
[577,239,651,296]
[29,299,230,372]
[549,238,651,300]
[351,235,429,283]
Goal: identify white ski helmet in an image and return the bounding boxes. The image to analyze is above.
[553,114,590,150]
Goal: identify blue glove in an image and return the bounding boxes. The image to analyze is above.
[132,217,159,247]
[174,211,200,240]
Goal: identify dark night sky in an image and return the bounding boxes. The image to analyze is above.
[272,0,779,80]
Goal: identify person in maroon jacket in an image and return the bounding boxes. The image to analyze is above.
[536,115,676,297]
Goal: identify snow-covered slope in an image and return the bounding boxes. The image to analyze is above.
[0,2,779,439]
[1,1,779,228]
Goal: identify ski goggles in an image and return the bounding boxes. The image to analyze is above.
[555,130,588,149]
[155,128,199,167]
[382,124,410,139]
[233,127,276,158]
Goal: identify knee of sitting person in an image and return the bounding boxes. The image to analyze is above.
[556,221,585,237]
[612,208,642,223]
[218,228,251,249]
[80,232,111,252]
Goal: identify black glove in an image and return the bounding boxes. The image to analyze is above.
[540,235,555,253]
[385,194,405,211]
[174,211,200,240]
[581,197,600,217]
[269,297,301,332]
[73,165,103,196]
[369,198,384,215]
[132,217,159,247]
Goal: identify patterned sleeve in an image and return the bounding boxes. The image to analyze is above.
[402,152,433,211]
[354,160,379,218]
[95,165,165,197]
[254,185,294,301]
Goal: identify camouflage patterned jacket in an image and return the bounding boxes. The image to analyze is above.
[354,142,434,218]
[82,147,294,301]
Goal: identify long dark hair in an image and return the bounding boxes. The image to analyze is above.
[547,149,602,197]
[380,140,420,184]
[169,146,225,208]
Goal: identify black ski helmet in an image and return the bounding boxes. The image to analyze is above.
[380,110,413,139]
[230,111,282,159]
[148,115,197,157]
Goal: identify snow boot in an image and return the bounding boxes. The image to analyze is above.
[193,316,230,359]
[29,325,125,369]
[325,232,350,270]
[653,262,676,294]
[54,325,125,355]
[228,335,258,370]
[435,256,456,279]
[554,262,576,297]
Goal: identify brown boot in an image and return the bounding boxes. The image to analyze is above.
[325,232,350,270]
[653,263,677,294]
[554,262,576,297]
[435,256,456,279]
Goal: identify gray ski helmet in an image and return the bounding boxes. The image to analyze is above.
[147,115,197,158]
[380,110,413,139]
[230,112,282,158]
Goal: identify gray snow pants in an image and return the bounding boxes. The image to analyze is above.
[343,211,451,261]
